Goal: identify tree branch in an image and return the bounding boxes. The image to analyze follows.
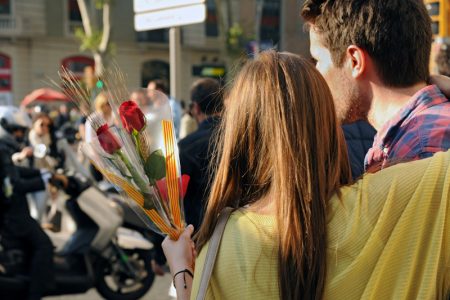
[77,0,92,36]
[99,1,111,53]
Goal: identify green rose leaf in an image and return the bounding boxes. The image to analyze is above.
[144,149,166,181]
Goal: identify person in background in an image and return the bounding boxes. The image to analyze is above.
[147,79,182,139]
[179,78,223,229]
[435,43,450,77]
[69,106,81,123]
[47,108,59,123]
[179,101,198,139]
[301,0,450,173]
[75,116,90,171]
[54,104,70,128]
[162,51,450,300]
[84,92,115,143]
[0,106,56,300]
[84,92,115,181]
[28,113,63,223]
[130,89,149,110]
[28,113,62,170]
[341,121,376,179]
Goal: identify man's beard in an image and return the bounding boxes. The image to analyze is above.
[335,87,368,124]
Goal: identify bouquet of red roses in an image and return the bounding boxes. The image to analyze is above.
[60,68,188,239]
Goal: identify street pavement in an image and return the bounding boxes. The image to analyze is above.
[44,273,173,300]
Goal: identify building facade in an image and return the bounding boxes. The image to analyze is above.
[0,0,309,105]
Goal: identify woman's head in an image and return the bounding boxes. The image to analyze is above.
[32,113,52,137]
[94,92,112,117]
[196,51,351,299]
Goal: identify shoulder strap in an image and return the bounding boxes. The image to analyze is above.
[196,207,234,300]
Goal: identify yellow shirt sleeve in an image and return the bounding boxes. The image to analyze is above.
[326,150,450,299]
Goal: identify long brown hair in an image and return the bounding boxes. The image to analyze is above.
[196,51,351,299]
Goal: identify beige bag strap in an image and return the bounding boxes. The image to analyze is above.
[196,207,234,300]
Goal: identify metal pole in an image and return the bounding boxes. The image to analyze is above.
[254,0,264,58]
[169,27,182,100]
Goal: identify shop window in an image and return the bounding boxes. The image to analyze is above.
[260,0,280,45]
[137,29,169,43]
[0,53,11,91]
[67,0,83,33]
[141,60,170,87]
[205,0,218,37]
[61,55,95,79]
[0,0,11,15]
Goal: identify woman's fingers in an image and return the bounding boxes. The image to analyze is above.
[183,224,194,238]
[162,224,197,275]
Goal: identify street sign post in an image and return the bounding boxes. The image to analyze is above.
[133,0,207,100]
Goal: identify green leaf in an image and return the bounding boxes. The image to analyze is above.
[144,149,166,181]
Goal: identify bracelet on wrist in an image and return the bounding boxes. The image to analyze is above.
[173,268,194,289]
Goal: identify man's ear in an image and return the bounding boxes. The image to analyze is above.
[192,102,201,116]
[346,45,366,79]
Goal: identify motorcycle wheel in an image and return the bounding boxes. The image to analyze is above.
[95,249,155,300]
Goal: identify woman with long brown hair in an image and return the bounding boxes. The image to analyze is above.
[163,51,450,299]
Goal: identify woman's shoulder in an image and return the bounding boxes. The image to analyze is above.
[227,209,276,236]
[220,209,278,263]
[230,208,276,223]
[192,209,279,300]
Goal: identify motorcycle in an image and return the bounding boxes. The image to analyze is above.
[0,132,156,299]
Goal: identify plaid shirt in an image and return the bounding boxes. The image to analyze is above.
[364,85,450,172]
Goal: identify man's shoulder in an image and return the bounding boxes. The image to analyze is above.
[423,99,450,113]
[179,128,212,150]
[389,101,450,157]
[409,100,450,131]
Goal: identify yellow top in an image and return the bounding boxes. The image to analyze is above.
[191,151,450,299]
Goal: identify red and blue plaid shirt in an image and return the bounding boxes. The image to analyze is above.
[365,85,450,172]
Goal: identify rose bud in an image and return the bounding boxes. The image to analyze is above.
[119,100,146,134]
[96,124,122,154]
[155,174,190,202]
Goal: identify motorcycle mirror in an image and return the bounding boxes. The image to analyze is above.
[33,143,47,159]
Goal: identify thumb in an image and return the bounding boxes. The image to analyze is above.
[183,224,194,238]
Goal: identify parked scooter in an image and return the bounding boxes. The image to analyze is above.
[0,169,155,300]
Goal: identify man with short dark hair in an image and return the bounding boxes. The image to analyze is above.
[301,0,450,172]
[179,78,223,229]
[435,44,450,77]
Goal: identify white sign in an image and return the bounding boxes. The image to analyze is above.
[134,4,206,31]
[134,0,205,13]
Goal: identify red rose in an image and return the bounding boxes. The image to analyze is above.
[96,124,122,154]
[119,101,146,134]
[155,174,190,202]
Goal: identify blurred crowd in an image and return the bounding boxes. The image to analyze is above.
[0,74,221,299]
